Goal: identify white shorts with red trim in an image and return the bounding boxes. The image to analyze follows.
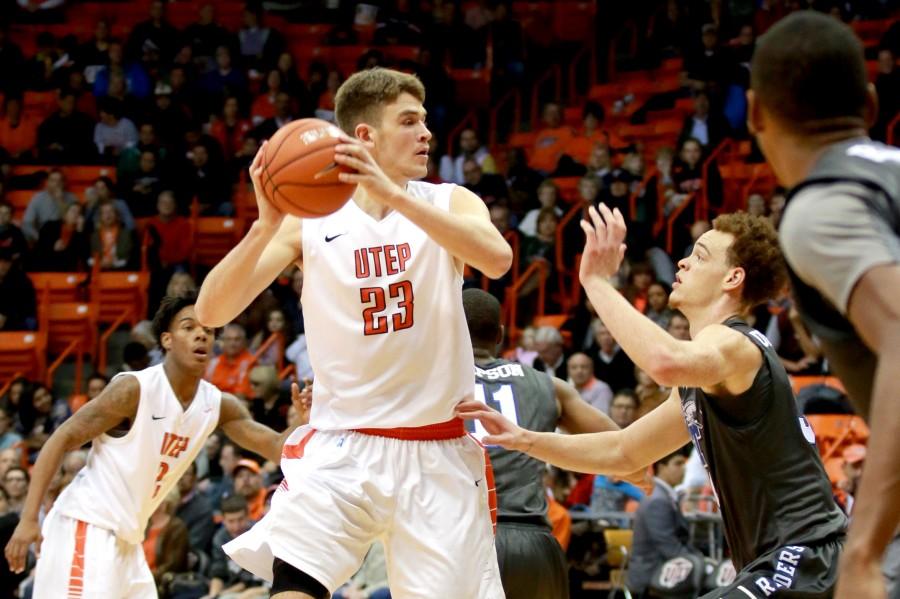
[224,421,504,597]
[33,509,155,599]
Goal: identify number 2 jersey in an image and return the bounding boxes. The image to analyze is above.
[300,181,473,430]
[470,359,559,523]
[53,364,221,544]
[679,318,846,570]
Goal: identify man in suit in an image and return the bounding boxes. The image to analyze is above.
[627,446,700,596]
[532,326,569,379]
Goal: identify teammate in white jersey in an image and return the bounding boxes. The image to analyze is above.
[195,67,512,598]
[4,293,305,598]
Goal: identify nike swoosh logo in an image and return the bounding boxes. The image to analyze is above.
[152,415,165,420]
[325,233,346,242]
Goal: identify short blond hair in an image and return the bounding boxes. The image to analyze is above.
[334,68,425,135]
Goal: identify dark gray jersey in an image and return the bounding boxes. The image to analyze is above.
[469,359,558,523]
[679,318,847,570]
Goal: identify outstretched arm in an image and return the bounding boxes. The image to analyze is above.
[579,204,761,389]
[5,374,140,573]
[836,264,900,598]
[218,382,310,463]
[195,143,302,327]
[457,388,690,476]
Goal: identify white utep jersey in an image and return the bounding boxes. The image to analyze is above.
[301,181,474,429]
[54,364,221,544]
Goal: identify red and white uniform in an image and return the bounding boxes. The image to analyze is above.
[225,181,503,597]
[34,365,221,599]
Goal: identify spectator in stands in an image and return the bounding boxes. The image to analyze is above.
[231,458,266,521]
[93,97,139,159]
[21,169,78,243]
[249,308,289,367]
[0,248,36,331]
[489,203,513,235]
[529,102,575,174]
[666,311,691,340]
[568,102,626,166]
[768,188,786,229]
[0,95,38,162]
[249,366,290,432]
[147,190,192,291]
[678,90,729,150]
[838,444,866,515]
[68,372,108,413]
[36,91,96,163]
[609,389,639,429]
[66,70,97,120]
[0,409,22,451]
[210,96,252,163]
[25,31,59,91]
[646,281,675,329]
[623,262,655,313]
[121,341,151,372]
[518,179,562,237]
[32,201,90,271]
[589,319,637,392]
[250,69,283,126]
[117,122,167,184]
[143,489,190,585]
[166,271,198,299]
[672,137,705,196]
[627,447,699,596]
[254,90,294,141]
[635,367,669,418]
[0,23,25,96]
[176,461,216,554]
[2,467,28,514]
[462,158,508,206]
[93,39,151,101]
[75,19,111,84]
[0,202,27,263]
[584,143,614,183]
[90,201,134,270]
[123,150,167,216]
[683,219,711,258]
[21,383,69,454]
[439,128,497,185]
[84,176,136,231]
[684,23,734,93]
[0,449,18,482]
[567,352,614,413]
[873,47,900,142]
[205,323,255,398]
[746,193,766,217]
[181,142,231,216]
[239,3,283,72]
[184,3,235,69]
[200,46,248,116]
[206,494,268,598]
[532,326,569,379]
[148,80,192,151]
[59,448,86,489]
[333,542,391,599]
[126,0,178,63]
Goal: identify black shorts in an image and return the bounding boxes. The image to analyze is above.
[704,537,843,598]
[496,520,569,599]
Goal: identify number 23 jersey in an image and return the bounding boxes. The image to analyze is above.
[300,181,473,430]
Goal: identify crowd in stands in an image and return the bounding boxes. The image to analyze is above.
[0,0,897,597]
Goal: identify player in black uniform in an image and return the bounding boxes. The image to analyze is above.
[458,207,848,598]
[461,288,640,599]
[748,13,900,598]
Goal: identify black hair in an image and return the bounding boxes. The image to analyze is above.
[751,11,868,129]
[612,388,639,408]
[151,292,198,352]
[582,100,605,123]
[4,466,29,483]
[221,493,248,514]
[87,372,109,385]
[98,96,124,119]
[462,288,502,347]
[652,444,691,474]
[123,341,149,365]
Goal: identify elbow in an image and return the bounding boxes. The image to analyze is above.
[484,244,514,280]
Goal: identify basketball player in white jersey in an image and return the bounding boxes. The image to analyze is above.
[195,68,512,598]
[4,293,306,598]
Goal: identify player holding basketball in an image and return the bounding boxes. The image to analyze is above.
[195,68,511,598]
[463,287,645,599]
[459,206,848,598]
[747,13,900,598]
[4,293,307,598]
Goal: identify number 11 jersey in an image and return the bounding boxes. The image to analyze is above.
[300,181,473,430]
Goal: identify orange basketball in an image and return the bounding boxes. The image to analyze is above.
[261,118,356,218]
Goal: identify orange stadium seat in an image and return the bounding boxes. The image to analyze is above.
[191,217,244,267]
[41,302,99,358]
[92,271,150,326]
[5,190,33,224]
[552,2,597,42]
[806,414,869,460]
[0,331,47,383]
[28,272,90,305]
[551,176,582,203]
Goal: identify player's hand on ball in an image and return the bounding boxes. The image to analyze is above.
[579,203,628,284]
[5,517,41,573]
[333,134,403,207]
[248,140,284,230]
[455,401,532,451]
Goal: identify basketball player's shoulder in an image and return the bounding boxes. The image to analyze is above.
[406,180,456,204]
